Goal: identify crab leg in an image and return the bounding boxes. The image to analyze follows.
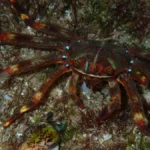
[3,65,72,128]
[118,73,150,136]
[0,54,64,86]
[10,0,76,39]
[128,47,150,60]
[68,72,84,108]
[0,33,67,51]
[97,80,121,120]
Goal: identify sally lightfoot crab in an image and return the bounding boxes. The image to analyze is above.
[1,0,150,137]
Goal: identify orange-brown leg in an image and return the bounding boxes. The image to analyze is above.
[9,0,76,39]
[3,65,72,128]
[128,47,150,60]
[68,72,84,108]
[0,33,68,51]
[98,80,121,120]
[0,54,64,86]
[118,73,150,136]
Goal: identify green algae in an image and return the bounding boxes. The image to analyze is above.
[28,125,59,144]
[63,125,78,142]
[126,127,150,150]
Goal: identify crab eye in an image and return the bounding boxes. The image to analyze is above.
[65,45,70,51]
[65,64,69,68]
[62,55,67,59]
[130,60,134,64]
[128,68,132,73]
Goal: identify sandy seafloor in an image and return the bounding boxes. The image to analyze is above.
[0,1,150,150]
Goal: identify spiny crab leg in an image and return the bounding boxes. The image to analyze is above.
[10,0,76,39]
[98,80,121,120]
[0,33,68,51]
[0,54,64,87]
[3,65,72,128]
[128,47,150,60]
[118,73,150,136]
[68,72,84,108]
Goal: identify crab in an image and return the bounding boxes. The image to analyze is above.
[0,0,150,137]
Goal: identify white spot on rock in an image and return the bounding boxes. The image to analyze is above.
[102,133,112,141]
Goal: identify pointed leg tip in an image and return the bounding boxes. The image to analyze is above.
[3,123,9,129]
[135,119,150,136]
